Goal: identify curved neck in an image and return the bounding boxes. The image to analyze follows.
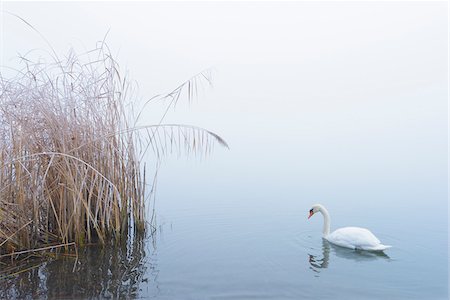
[319,206,331,236]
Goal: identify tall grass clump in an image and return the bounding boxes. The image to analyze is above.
[0,44,227,257]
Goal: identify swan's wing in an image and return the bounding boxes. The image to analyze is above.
[327,227,384,250]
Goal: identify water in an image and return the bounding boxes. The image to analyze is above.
[1,178,446,299]
[1,1,448,299]
[142,171,447,300]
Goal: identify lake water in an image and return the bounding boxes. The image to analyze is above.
[1,163,448,300]
[1,2,448,299]
[139,147,448,300]
[1,108,447,299]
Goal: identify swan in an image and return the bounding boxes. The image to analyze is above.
[308,204,391,251]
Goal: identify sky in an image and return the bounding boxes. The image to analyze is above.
[1,1,448,212]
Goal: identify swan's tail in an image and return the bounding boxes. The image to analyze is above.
[369,244,392,251]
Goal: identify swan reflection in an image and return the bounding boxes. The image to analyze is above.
[309,239,390,274]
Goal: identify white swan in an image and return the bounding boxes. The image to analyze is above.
[308,204,391,251]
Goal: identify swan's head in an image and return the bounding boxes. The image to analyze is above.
[308,204,324,219]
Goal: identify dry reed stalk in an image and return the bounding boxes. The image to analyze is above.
[0,44,227,257]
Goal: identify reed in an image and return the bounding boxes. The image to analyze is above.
[0,45,227,256]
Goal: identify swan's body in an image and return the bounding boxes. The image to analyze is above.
[326,227,390,251]
[308,204,391,251]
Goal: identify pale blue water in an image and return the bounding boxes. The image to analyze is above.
[138,153,447,299]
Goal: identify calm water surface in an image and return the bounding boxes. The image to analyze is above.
[1,152,447,299]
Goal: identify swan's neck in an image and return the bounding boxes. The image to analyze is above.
[319,206,331,236]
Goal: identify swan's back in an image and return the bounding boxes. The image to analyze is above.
[326,227,391,251]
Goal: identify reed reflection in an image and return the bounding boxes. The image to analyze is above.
[0,234,157,299]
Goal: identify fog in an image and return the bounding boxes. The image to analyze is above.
[2,1,447,204]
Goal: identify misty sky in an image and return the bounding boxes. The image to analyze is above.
[1,2,448,213]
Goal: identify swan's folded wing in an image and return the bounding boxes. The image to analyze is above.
[327,227,384,250]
